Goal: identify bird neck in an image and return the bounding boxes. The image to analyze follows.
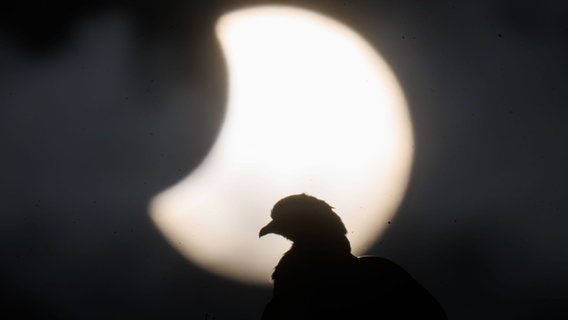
[292,234,352,256]
[272,236,354,282]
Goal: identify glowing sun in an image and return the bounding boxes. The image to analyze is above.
[149,5,413,285]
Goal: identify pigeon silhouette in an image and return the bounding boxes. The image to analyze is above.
[259,194,447,320]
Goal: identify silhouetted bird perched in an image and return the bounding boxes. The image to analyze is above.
[259,194,447,320]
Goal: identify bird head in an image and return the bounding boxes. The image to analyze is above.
[259,194,348,244]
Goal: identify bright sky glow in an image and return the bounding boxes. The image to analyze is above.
[150,5,413,285]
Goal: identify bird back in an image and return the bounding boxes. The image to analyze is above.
[263,253,447,320]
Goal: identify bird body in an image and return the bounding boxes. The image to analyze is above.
[260,194,447,320]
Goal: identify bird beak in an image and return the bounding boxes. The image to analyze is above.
[259,220,277,238]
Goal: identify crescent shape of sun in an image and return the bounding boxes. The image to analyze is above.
[149,5,413,285]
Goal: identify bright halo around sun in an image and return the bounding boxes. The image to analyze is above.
[149,5,413,285]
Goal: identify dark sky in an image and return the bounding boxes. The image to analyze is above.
[2,0,567,319]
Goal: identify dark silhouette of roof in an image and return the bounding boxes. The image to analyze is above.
[259,193,447,320]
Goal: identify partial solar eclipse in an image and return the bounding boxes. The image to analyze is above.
[150,6,413,285]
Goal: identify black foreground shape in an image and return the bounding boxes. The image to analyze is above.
[259,194,447,320]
